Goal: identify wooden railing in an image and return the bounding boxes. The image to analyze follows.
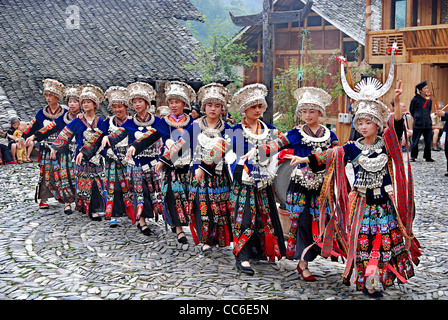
[402,25,448,63]
[367,25,448,64]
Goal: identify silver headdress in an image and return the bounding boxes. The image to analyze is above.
[231,83,268,115]
[105,86,129,110]
[165,81,196,110]
[43,78,65,100]
[127,82,156,109]
[294,86,332,118]
[157,105,171,117]
[198,82,231,114]
[339,43,397,132]
[79,84,105,107]
[64,84,84,102]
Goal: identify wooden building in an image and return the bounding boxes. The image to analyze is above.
[366,0,448,111]
[233,0,382,142]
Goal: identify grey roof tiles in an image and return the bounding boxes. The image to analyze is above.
[0,0,203,125]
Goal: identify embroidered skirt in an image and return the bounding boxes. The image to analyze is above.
[188,169,232,247]
[285,181,323,262]
[103,158,134,222]
[343,198,416,291]
[37,146,76,204]
[127,165,163,221]
[75,158,105,215]
[230,181,286,262]
[161,165,190,227]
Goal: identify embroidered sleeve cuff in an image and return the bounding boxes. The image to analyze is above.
[308,153,326,172]
[311,149,328,167]
[132,128,160,155]
[34,121,57,142]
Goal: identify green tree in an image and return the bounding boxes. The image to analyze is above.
[183,19,255,86]
[187,0,249,44]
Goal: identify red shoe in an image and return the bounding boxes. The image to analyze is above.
[297,263,317,282]
[39,202,50,209]
[6,161,17,164]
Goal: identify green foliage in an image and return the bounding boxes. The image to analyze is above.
[183,18,255,85]
[187,0,258,44]
[273,59,300,132]
[273,30,381,132]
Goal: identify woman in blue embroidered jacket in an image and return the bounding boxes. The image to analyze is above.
[22,79,67,210]
[26,84,84,214]
[199,83,286,275]
[127,81,195,243]
[77,86,134,228]
[162,83,233,253]
[261,87,340,281]
[101,82,163,235]
[291,51,421,298]
[52,84,106,221]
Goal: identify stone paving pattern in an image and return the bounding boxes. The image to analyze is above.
[0,151,447,301]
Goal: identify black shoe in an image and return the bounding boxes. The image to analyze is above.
[201,245,213,254]
[363,288,383,299]
[177,231,188,244]
[445,173,448,177]
[410,157,416,162]
[64,205,72,215]
[137,223,152,235]
[88,212,102,221]
[236,260,255,276]
[425,158,435,162]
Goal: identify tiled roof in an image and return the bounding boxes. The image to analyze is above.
[0,0,203,127]
[233,0,381,52]
[303,0,381,44]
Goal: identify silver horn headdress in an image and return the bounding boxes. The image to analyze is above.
[339,43,397,131]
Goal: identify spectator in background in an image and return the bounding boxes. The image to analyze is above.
[431,102,444,151]
[390,100,413,151]
[436,107,448,176]
[409,80,434,162]
[7,117,20,163]
[12,121,28,163]
[190,105,202,119]
[0,128,16,164]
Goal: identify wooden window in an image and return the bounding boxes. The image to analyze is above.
[343,41,359,62]
[391,0,407,29]
[307,15,322,27]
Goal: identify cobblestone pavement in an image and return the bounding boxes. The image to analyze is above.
[0,150,447,302]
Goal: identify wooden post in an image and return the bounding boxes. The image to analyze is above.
[263,0,275,124]
[365,0,371,64]
[230,1,313,124]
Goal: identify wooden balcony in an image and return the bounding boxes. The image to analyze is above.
[367,25,448,65]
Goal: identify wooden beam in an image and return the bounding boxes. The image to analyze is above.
[229,11,262,27]
[269,2,312,25]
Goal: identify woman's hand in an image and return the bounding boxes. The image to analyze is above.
[101,136,110,150]
[50,148,57,159]
[394,80,403,121]
[240,148,256,162]
[126,146,136,162]
[25,135,35,147]
[75,152,84,165]
[195,168,205,182]
[283,153,309,166]
[155,161,164,175]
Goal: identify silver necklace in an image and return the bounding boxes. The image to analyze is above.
[134,113,155,130]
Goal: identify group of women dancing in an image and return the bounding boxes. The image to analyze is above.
[20,46,421,298]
